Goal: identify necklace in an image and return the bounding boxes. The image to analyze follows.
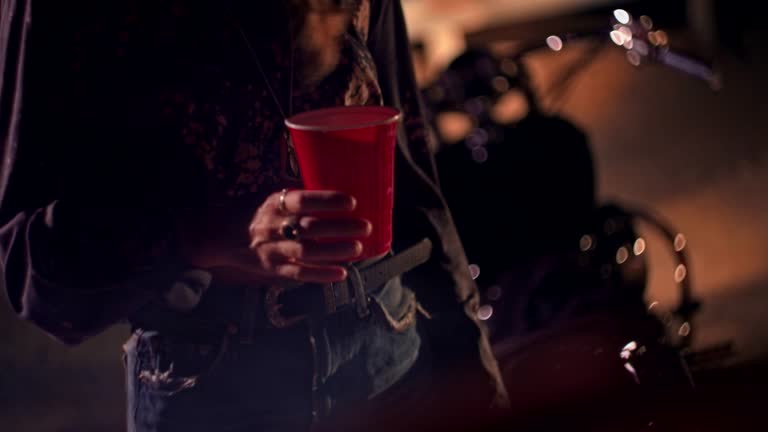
[236,21,296,120]
[233,9,302,181]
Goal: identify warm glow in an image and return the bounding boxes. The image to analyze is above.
[478,305,494,321]
[500,58,518,77]
[617,26,633,41]
[613,9,631,25]
[640,15,654,29]
[436,111,474,143]
[487,285,503,301]
[620,341,638,360]
[674,264,688,283]
[648,32,660,46]
[491,90,529,124]
[610,30,626,46]
[469,264,481,280]
[546,35,564,52]
[633,238,646,255]
[626,51,642,66]
[622,341,638,352]
[674,233,687,252]
[491,75,511,93]
[679,322,692,337]
[633,39,650,56]
[616,246,630,264]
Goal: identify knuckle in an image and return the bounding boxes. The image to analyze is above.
[263,246,281,263]
[258,254,274,272]
[249,221,263,238]
[300,216,317,230]
[296,192,310,209]
[292,266,308,280]
[292,242,307,259]
[253,206,271,223]
[249,229,269,248]
[270,191,282,206]
[260,193,280,213]
[259,247,282,271]
[279,264,301,280]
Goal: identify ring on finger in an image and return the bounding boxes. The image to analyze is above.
[280,218,301,241]
[278,188,290,214]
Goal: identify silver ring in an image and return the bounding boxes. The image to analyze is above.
[280,219,300,241]
[278,188,290,214]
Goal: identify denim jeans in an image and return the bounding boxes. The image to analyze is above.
[123,276,422,432]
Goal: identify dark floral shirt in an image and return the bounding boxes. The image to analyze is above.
[0,0,435,340]
[172,0,385,199]
[0,0,506,408]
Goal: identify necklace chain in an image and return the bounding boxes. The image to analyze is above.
[235,18,295,120]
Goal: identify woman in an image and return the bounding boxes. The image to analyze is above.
[0,1,507,431]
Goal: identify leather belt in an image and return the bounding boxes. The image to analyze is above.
[129,239,433,340]
[265,238,433,328]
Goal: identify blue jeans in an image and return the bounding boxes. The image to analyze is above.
[123,276,422,432]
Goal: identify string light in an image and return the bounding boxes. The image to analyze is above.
[487,285,503,301]
[546,35,564,52]
[469,264,481,280]
[477,305,494,321]
[674,234,687,251]
[674,264,688,282]
[627,51,642,66]
[616,247,629,264]
[610,30,626,46]
[618,26,633,41]
[491,76,511,93]
[613,9,631,25]
[471,147,489,163]
[633,238,646,255]
[640,15,653,30]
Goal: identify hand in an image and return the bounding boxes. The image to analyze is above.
[177,190,370,285]
[246,189,371,283]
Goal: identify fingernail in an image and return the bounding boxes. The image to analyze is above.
[363,220,373,236]
[338,268,348,280]
[347,196,357,210]
[353,241,363,256]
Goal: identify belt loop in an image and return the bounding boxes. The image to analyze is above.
[347,266,370,318]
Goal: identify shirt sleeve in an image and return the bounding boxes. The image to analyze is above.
[368,0,471,306]
[367,0,509,413]
[0,1,204,345]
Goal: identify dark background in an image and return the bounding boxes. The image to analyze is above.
[2,1,767,430]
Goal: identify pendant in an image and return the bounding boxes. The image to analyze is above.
[282,129,301,181]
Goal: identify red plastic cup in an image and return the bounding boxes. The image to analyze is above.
[285,106,401,261]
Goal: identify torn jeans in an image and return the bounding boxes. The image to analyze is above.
[123,275,422,432]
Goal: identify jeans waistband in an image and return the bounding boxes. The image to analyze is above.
[130,239,431,342]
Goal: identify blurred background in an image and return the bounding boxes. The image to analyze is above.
[2,0,767,430]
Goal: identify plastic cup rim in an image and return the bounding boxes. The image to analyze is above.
[285,106,402,132]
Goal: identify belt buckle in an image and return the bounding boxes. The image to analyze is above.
[264,285,306,329]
